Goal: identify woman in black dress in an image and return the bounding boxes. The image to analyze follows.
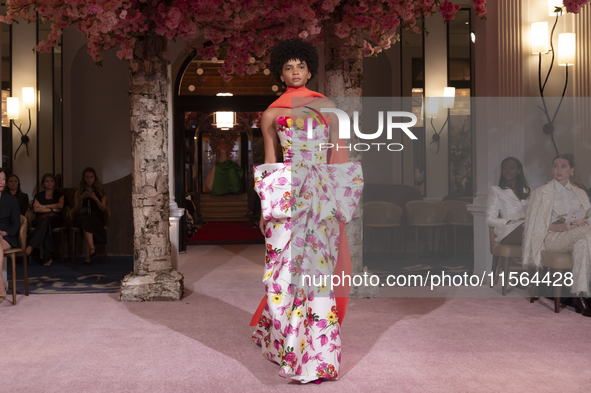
[26,173,64,266]
[0,168,21,302]
[7,174,30,216]
[73,167,107,265]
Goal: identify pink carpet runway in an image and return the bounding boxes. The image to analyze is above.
[2,245,590,392]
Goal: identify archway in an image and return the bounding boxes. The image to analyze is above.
[174,53,277,246]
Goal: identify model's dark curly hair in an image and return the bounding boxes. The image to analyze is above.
[270,38,319,87]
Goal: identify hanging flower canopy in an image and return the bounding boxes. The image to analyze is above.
[1,1,496,81]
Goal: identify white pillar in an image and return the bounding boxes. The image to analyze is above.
[424,13,449,203]
[12,21,38,196]
[167,63,184,269]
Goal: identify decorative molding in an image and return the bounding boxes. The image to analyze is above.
[573,6,591,186]
[574,6,591,97]
[498,0,523,97]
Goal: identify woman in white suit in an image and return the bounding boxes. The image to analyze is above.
[523,154,591,316]
[487,157,532,245]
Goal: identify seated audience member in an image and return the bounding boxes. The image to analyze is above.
[26,174,64,266]
[523,154,591,317]
[6,174,29,216]
[72,167,107,265]
[0,168,20,303]
[487,157,532,245]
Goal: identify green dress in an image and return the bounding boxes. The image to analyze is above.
[204,149,244,195]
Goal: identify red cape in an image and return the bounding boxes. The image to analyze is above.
[250,87,353,327]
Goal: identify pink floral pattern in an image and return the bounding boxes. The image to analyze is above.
[252,118,363,383]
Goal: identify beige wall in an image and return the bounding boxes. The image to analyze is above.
[63,27,132,187]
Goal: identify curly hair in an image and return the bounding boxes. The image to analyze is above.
[270,38,319,87]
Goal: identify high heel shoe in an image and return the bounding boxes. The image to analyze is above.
[89,248,97,259]
[572,297,591,317]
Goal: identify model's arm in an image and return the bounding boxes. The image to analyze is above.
[261,110,278,164]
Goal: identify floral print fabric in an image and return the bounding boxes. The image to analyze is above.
[252,117,363,383]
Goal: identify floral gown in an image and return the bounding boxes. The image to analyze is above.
[252,116,363,383]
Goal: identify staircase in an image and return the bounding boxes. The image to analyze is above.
[200,193,250,221]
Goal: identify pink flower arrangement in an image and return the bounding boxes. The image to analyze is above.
[439,0,461,20]
[0,0,519,80]
[564,0,591,13]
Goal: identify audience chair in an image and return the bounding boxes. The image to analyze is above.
[442,200,474,258]
[70,207,111,263]
[363,202,402,254]
[405,201,448,259]
[26,208,70,263]
[488,226,522,296]
[3,215,29,305]
[531,251,572,313]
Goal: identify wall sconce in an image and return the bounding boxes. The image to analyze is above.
[427,95,449,155]
[7,87,35,159]
[531,22,549,54]
[213,111,235,130]
[533,4,575,156]
[7,97,19,120]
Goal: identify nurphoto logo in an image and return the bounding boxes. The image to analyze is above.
[312,108,418,152]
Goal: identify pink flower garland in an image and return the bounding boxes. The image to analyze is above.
[0,0,494,80]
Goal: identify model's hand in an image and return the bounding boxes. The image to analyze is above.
[259,216,266,236]
[573,218,588,227]
[563,222,577,231]
[0,231,7,237]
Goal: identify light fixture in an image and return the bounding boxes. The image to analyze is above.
[426,97,439,118]
[188,85,195,92]
[213,111,235,129]
[196,68,203,75]
[470,32,476,44]
[8,89,34,160]
[22,87,35,109]
[534,3,574,156]
[216,92,233,96]
[7,97,19,120]
[249,57,256,64]
[443,87,456,109]
[271,85,278,92]
[531,22,549,54]
[558,33,576,65]
[426,96,447,155]
[548,0,564,16]
[211,57,218,63]
[263,68,270,75]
